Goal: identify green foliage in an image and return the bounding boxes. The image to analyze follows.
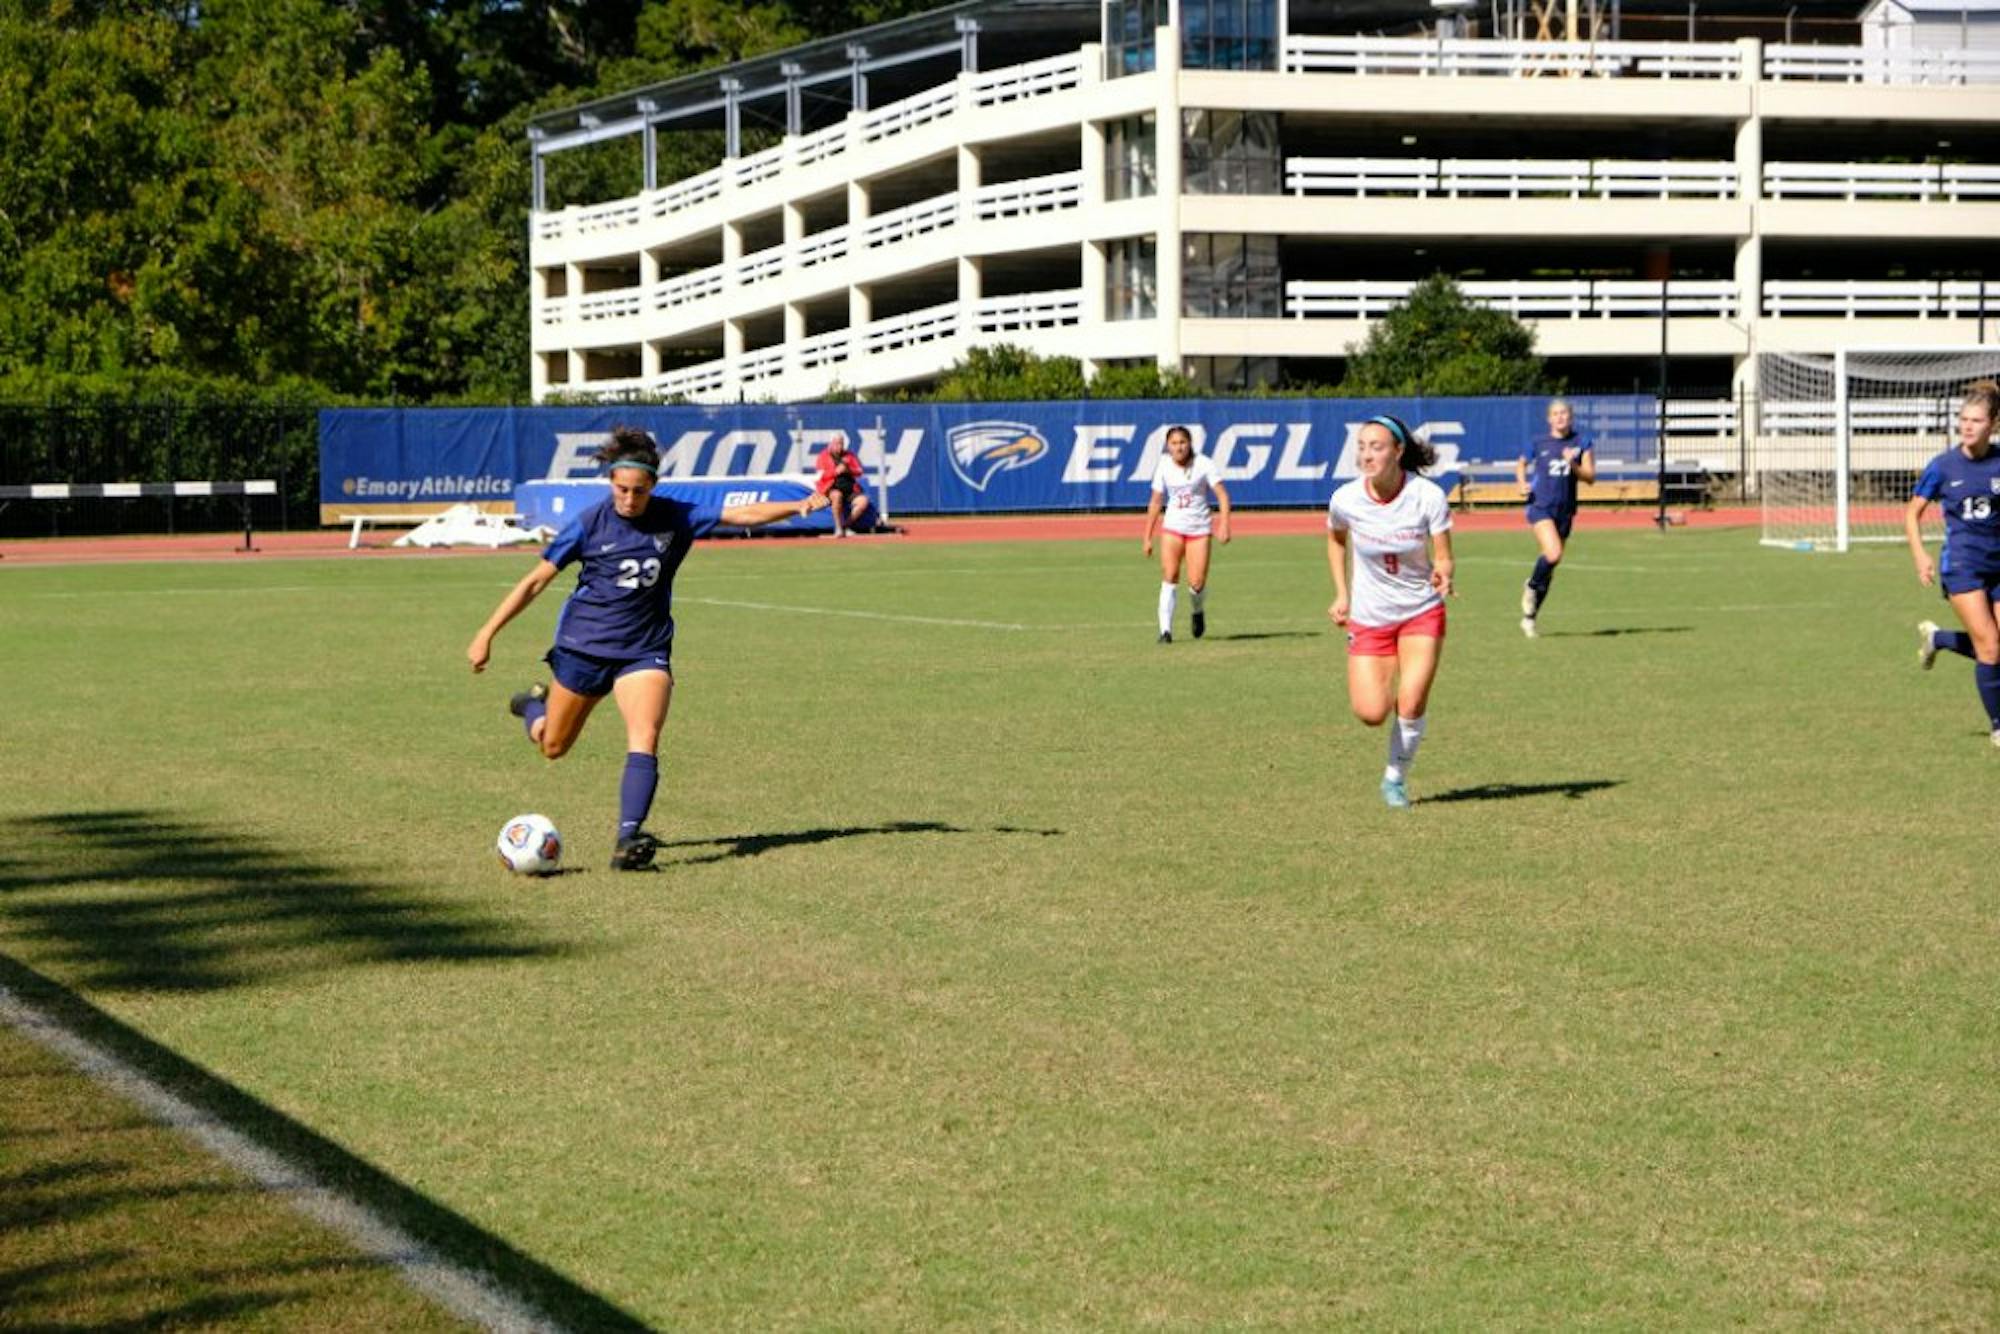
[1086,360,1199,399]
[1338,274,1559,397]
[928,345,1199,401]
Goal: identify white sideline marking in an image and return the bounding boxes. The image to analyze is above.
[685,595,1028,630]
[0,984,561,1333]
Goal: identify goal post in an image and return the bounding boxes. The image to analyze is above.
[1756,346,2000,552]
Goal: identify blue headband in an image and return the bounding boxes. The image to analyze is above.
[1364,414,1410,446]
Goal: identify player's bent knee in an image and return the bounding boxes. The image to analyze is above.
[539,736,574,760]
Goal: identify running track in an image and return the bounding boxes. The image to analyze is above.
[0,508,1757,567]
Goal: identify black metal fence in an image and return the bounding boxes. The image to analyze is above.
[0,404,318,539]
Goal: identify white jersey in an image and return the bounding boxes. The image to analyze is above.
[1325,474,1453,626]
[1151,454,1223,536]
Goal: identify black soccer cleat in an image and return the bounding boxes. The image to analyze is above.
[508,682,549,718]
[1192,610,1206,639]
[1157,631,1172,644]
[609,831,660,871]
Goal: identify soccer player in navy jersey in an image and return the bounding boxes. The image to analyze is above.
[1904,380,2000,747]
[1515,399,1595,639]
[467,427,804,869]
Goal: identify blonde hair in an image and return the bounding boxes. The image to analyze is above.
[1965,380,2000,420]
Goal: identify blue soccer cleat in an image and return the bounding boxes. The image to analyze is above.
[1380,777,1411,810]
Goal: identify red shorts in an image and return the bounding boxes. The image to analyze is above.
[1347,603,1446,657]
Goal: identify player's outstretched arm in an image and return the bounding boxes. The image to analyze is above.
[469,559,560,672]
[722,498,809,529]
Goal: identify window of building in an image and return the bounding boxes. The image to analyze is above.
[1104,0,1170,76]
[1185,355,1282,393]
[1107,236,1158,321]
[1181,0,1279,70]
[1182,110,1280,195]
[1105,115,1158,200]
[1182,233,1281,318]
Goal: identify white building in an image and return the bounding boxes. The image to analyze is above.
[526,0,2000,406]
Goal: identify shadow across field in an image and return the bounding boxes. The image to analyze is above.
[0,810,566,993]
[1540,626,1694,639]
[667,819,1063,865]
[0,953,649,1331]
[1207,630,1321,642]
[1423,780,1624,804]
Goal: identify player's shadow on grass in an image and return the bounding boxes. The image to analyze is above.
[1540,626,1694,639]
[0,952,651,1332]
[1207,630,1320,642]
[1422,780,1623,804]
[666,819,1062,865]
[0,809,567,994]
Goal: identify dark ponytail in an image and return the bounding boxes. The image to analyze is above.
[594,425,659,473]
[1365,413,1437,472]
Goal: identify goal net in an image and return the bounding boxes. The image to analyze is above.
[1756,346,2000,551]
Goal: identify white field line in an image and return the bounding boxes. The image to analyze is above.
[683,595,1030,630]
[23,581,518,599]
[0,984,562,1334]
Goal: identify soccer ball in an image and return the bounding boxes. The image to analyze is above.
[497,813,562,875]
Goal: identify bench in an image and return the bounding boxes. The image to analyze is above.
[336,513,428,549]
[1450,461,1707,508]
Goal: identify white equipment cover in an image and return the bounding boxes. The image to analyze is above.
[393,503,551,549]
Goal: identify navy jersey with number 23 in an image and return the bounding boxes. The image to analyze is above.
[543,495,724,658]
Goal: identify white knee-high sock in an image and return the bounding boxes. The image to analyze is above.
[1385,714,1428,782]
[1158,582,1178,634]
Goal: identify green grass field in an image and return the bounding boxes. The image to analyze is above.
[3,525,1997,1329]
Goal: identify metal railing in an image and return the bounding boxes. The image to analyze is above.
[1282,34,1745,79]
[1763,280,2000,317]
[971,170,1085,220]
[1764,43,2000,84]
[1286,156,1739,199]
[1286,278,1739,318]
[1764,160,2000,201]
[862,193,961,249]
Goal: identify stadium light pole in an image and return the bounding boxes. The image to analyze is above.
[1655,277,1670,529]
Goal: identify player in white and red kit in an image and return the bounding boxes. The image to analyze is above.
[1141,425,1232,642]
[1326,413,1456,809]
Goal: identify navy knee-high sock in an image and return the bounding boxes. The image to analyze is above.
[1976,662,2000,731]
[1935,628,1975,660]
[619,752,659,839]
[1528,556,1556,598]
[521,698,547,742]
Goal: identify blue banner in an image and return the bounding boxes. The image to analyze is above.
[320,397,1658,515]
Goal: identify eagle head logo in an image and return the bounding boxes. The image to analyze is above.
[947,421,1049,492]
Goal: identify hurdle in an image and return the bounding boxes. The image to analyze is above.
[0,480,280,554]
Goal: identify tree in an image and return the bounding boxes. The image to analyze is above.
[926,346,1197,401]
[1337,274,1559,397]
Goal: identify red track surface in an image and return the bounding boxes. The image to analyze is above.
[0,507,1757,566]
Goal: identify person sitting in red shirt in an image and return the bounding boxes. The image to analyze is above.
[801,435,871,537]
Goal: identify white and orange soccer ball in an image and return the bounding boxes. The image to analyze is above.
[496,813,562,875]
